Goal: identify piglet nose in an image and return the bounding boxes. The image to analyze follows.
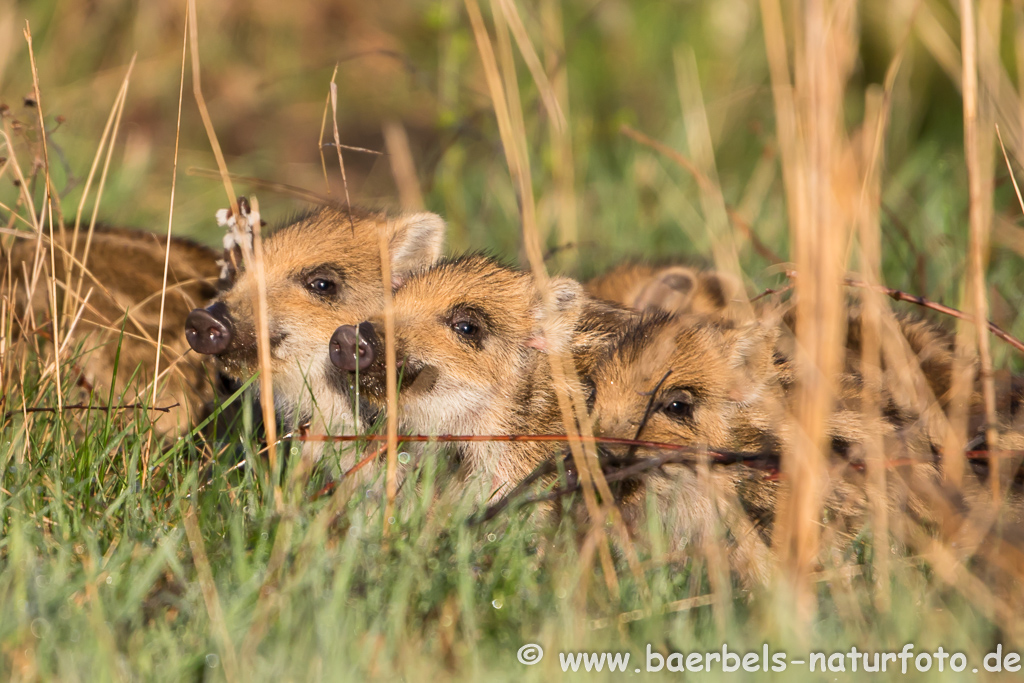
[185,302,233,355]
[330,322,376,372]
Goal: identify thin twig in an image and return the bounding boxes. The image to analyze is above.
[3,402,180,421]
[750,283,793,303]
[841,276,1024,355]
[327,65,356,232]
[475,444,1024,524]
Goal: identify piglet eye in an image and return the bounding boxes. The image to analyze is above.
[307,278,337,296]
[661,389,696,422]
[452,320,479,337]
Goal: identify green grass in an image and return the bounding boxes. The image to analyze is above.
[0,374,1015,681]
[4,0,1024,680]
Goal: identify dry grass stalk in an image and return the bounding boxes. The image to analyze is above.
[675,46,747,304]
[186,0,237,216]
[183,506,240,683]
[759,0,853,626]
[858,87,891,612]
[379,222,399,530]
[318,75,333,196]
[68,56,135,325]
[23,22,64,417]
[186,0,278,490]
[494,0,566,133]
[674,46,745,626]
[466,0,637,599]
[383,120,425,212]
[852,19,914,607]
[145,12,190,487]
[965,0,1000,501]
[539,0,577,269]
[380,124,420,524]
[492,0,621,591]
[327,66,355,229]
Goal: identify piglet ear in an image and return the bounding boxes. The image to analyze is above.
[525,276,585,352]
[387,212,446,287]
[692,270,743,316]
[633,266,698,314]
[723,321,781,405]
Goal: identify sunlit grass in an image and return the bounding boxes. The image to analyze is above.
[3,0,1024,680]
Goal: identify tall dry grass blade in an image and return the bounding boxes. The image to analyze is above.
[999,125,1024,217]
[318,83,332,196]
[465,0,620,593]
[858,88,891,613]
[759,0,853,629]
[852,16,913,613]
[379,223,399,532]
[382,121,425,212]
[70,56,135,327]
[248,197,279,487]
[186,0,237,218]
[675,45,741,624]
[23,22,64,417]
[540,0,577,270]
[328,67,355,230]
[187,0,277,486]
[145,8,190,487]
[183,507,239,683]
[494,0,566,133]
[958,0,998,495]
[915,2,1024,193]
[675,46,746,296]
[479,0,610,496]
[734,146,777,234]
[1015,1,1024,144]
[68,58,134,315]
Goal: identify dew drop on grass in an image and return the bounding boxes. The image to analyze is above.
[491,597,503,609]
[30,618,50,639]
[398,451,411,464]
[486,533,496,542]
[206,654,220,668]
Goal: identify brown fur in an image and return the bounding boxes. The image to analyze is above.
[585,260,747,322]
[205,206,445,453]
[588,313,783,581]
[589,308,1024,583]
[2,226,221,435]
[337,255,634,495]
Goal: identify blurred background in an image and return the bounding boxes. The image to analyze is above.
[1,0,1022,363]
